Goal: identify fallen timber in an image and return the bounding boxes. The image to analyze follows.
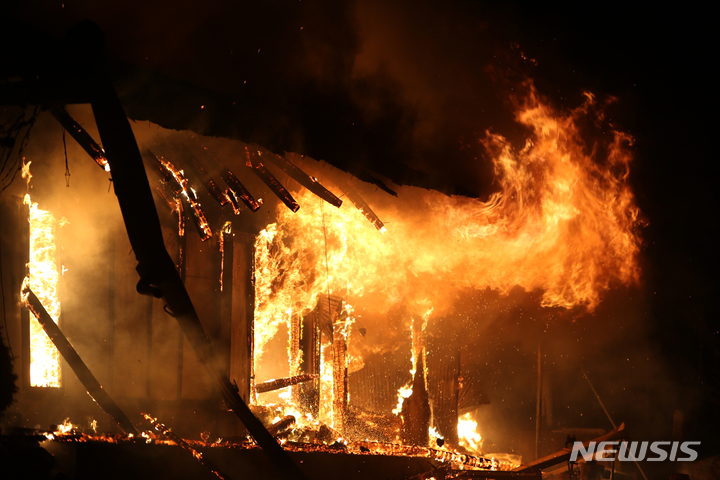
[142,413,232,480]
[22,288,137,436]
[85,38,309,479]
[512,422,627,473]
[255,374,319,394]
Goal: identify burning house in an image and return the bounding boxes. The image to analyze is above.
[1,2,719,480]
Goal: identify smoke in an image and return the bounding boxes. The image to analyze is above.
[4,1,529,198]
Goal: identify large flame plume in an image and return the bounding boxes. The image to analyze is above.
[252,86,642,445]
[254,86,641,353]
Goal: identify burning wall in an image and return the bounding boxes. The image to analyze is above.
[0,76,643,467]
[250,84,642,451]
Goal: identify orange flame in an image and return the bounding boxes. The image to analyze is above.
[21,161,67,388]
[457,412,482,454]
[252,87,642,442]
[255,87,640,329]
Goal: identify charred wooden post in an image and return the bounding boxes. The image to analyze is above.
[289,314,301,402]
[142,413,232,480]
[88,52,308,479]
[401,356,430,447]
[23,288,137,435]
[229,232,255,404]
[401,315,431,445]
[255,374,318,394]
[427,344,460,448]
[48,106,110,171]
[175,203,187,400]
[316,295,343,428]
[259,148,342,208]
[332,316,349,435]
[245,147,300,212]
[298,310,320,415]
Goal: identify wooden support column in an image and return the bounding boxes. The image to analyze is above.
[230,232,255,403]
[175,214,187,400]
[289,313,301,403]
[298,309,320,416]
[218,222,233,377]
[332,308,349,435]
[427,334,460,448]
[401,316,430,446]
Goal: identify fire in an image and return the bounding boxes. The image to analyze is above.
[21,161,66,388]
[457,413,482,453]
[318,343,334,427]
[157,156,213,240]
[218,221,232,291]
[255,86,640,327]
[392,384,413,415]
[56,418,76,434]
[251,85,641,448]
[428,426,444,448]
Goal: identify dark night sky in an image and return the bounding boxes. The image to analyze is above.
[3,0,719,455]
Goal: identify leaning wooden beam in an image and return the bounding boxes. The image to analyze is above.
[245,147,299,212]
[142,413,232,480]
[335,181,386,232]
[257,148,342,208]
[48,106,110,171]
[22,288,137,435]
[512,422,626,473]
[89,66,308,480]
[255,374,318,394]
